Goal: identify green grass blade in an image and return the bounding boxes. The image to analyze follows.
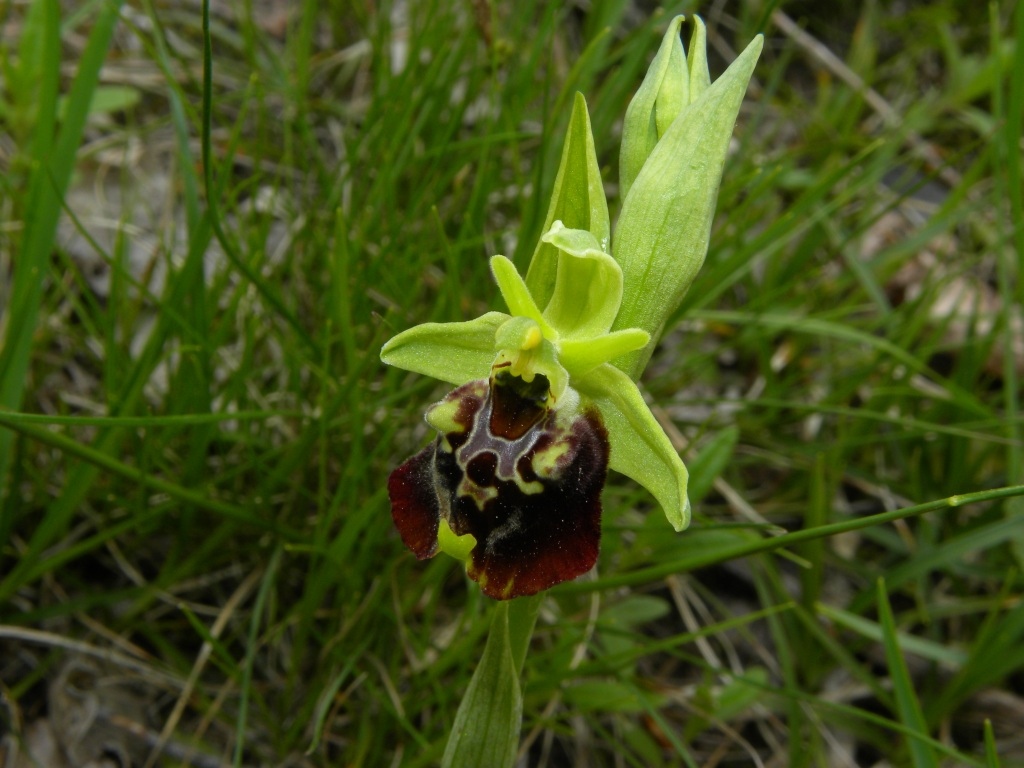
[876,578,938,768]
[985,719,1001,768]
[0,0,126,482]
[562,485,1024,593]
[0,415,300,550]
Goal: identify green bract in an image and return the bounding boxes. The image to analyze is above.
[614,18,762,377]
[382,16,761,565]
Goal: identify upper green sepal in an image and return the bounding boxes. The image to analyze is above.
[380,311,510,385]
[541,221,623,340]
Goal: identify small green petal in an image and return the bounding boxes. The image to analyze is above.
[687,17,711,101]
[559,328,650,377]
[576,363,690,531]
[526,92,610,308]
[380,311,509,385]
[491,255,553,336]
[541,221,623,339]
[619,15,685,201]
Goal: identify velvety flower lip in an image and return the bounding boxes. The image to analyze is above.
[388,371,609,600]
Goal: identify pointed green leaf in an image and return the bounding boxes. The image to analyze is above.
[526,92,610,309]
[612,35,763,378]
[380,312,508,385]
[619,15,685,200]
[541,222,623,339]
[576,363,690,530]
[687,17,711,101]
[559,329,649,377]
[442,602,522,768]
[491,255,552,335]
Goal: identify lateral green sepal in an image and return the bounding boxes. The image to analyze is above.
[541,221,623,339]
[380,311,509,385]
[526,92,610,308]
[577,363,691,531]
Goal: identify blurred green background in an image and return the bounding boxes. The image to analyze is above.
[1,1,1022,765]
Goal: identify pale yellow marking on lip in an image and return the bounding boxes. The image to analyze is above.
[457,475,498,510]
[532,439,571,479]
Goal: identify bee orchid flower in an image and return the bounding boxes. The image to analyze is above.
[382,17,762,600]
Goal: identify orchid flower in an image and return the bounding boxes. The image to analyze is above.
[382,17,762,600]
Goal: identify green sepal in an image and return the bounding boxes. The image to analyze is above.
[541,221,623,339]
[526,92,610,309]
[612,34,763,378]
[441,602,522,768]
[619,15,685,201]
[559,328,649,377]
[380,311,509,385]
[687,17,711,100]
[491,255,553,337]
[576,363,691,531]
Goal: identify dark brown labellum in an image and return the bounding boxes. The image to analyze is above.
[388,374,609,599]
